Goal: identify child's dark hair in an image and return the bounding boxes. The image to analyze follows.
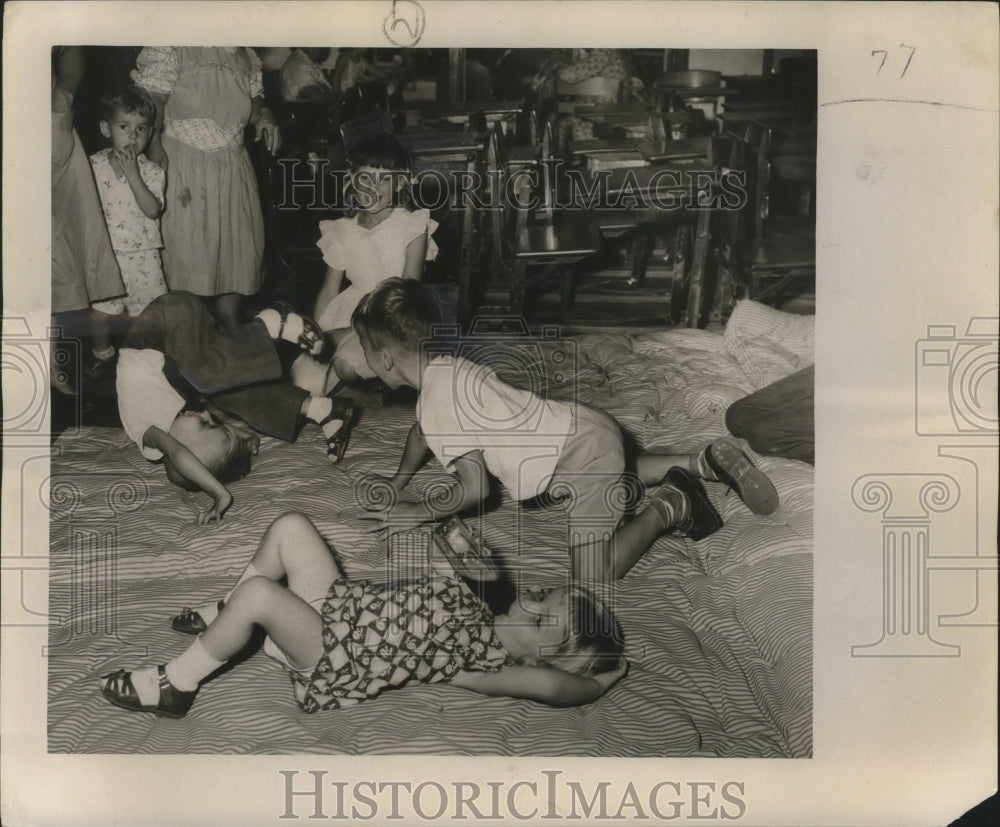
[164,435,254,491]
[352,277,441,353]
[99,84,156,124]
[536,585,626,678]
[348,132,411,172]
[347,133,413,212]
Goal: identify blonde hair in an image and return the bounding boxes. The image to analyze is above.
[535,584,626,677]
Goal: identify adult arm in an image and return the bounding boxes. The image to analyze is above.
[144,90,169,169]
[143,426,233,524]
[250,95,282,155]
[52,46,86,97]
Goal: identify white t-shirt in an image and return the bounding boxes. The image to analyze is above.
[314,208,438,330]
[418,355,573,501]
[116,348,185,460]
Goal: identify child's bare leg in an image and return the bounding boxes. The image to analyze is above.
[110,577,324,711]
[635,453,695,485]
[179,511,341,630]
[246,511,342,602]
[201,577,324,669]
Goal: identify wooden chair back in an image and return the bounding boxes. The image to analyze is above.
[555,76,622,113]
[339,108,393,156]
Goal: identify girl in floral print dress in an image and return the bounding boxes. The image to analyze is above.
[101,512,627,717]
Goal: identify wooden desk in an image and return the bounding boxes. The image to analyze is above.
[430,100,523,121]
[578,110,649,129]
[635,136,711,163]
[717,109,804,133]
[568,138,642,157]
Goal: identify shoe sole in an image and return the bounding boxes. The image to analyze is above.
[706,439,778,515]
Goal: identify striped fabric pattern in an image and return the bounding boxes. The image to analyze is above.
[48,327,812,756]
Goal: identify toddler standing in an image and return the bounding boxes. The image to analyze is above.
[87,85,168,375]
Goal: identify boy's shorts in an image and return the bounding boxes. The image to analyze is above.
[546,405,627,552]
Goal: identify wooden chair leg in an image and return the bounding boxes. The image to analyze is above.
[511,261,527,318]
[685,209,711,328]
[628,229,654,288]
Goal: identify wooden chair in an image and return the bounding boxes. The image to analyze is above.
[247,138,332,305]
[339,108,393,156]
[744,120,815,239]
[480,123,600,317]
[711,132,815,311]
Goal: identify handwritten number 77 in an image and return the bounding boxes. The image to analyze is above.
[872,44,916,77]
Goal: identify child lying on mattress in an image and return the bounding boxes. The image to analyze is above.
[100,511,627,717]
[116,292,356,524]
[349,279,779,582]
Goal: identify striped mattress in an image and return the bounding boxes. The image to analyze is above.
[48,317,813,756]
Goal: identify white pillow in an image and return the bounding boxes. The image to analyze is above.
[724,300,815,390]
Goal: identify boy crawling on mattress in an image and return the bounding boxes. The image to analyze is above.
[116,292,355,523]
[349,279,779,582]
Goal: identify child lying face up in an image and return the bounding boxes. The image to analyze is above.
[100,512,627,717]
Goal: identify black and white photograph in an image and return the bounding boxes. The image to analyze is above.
[3,2,997,825]
[45,40,816,758]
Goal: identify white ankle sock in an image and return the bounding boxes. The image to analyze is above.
[692,446,717,481]
[305,396,333,424]
[165,636,226,692]
[650,485,691,531]
[255,308,304,345]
